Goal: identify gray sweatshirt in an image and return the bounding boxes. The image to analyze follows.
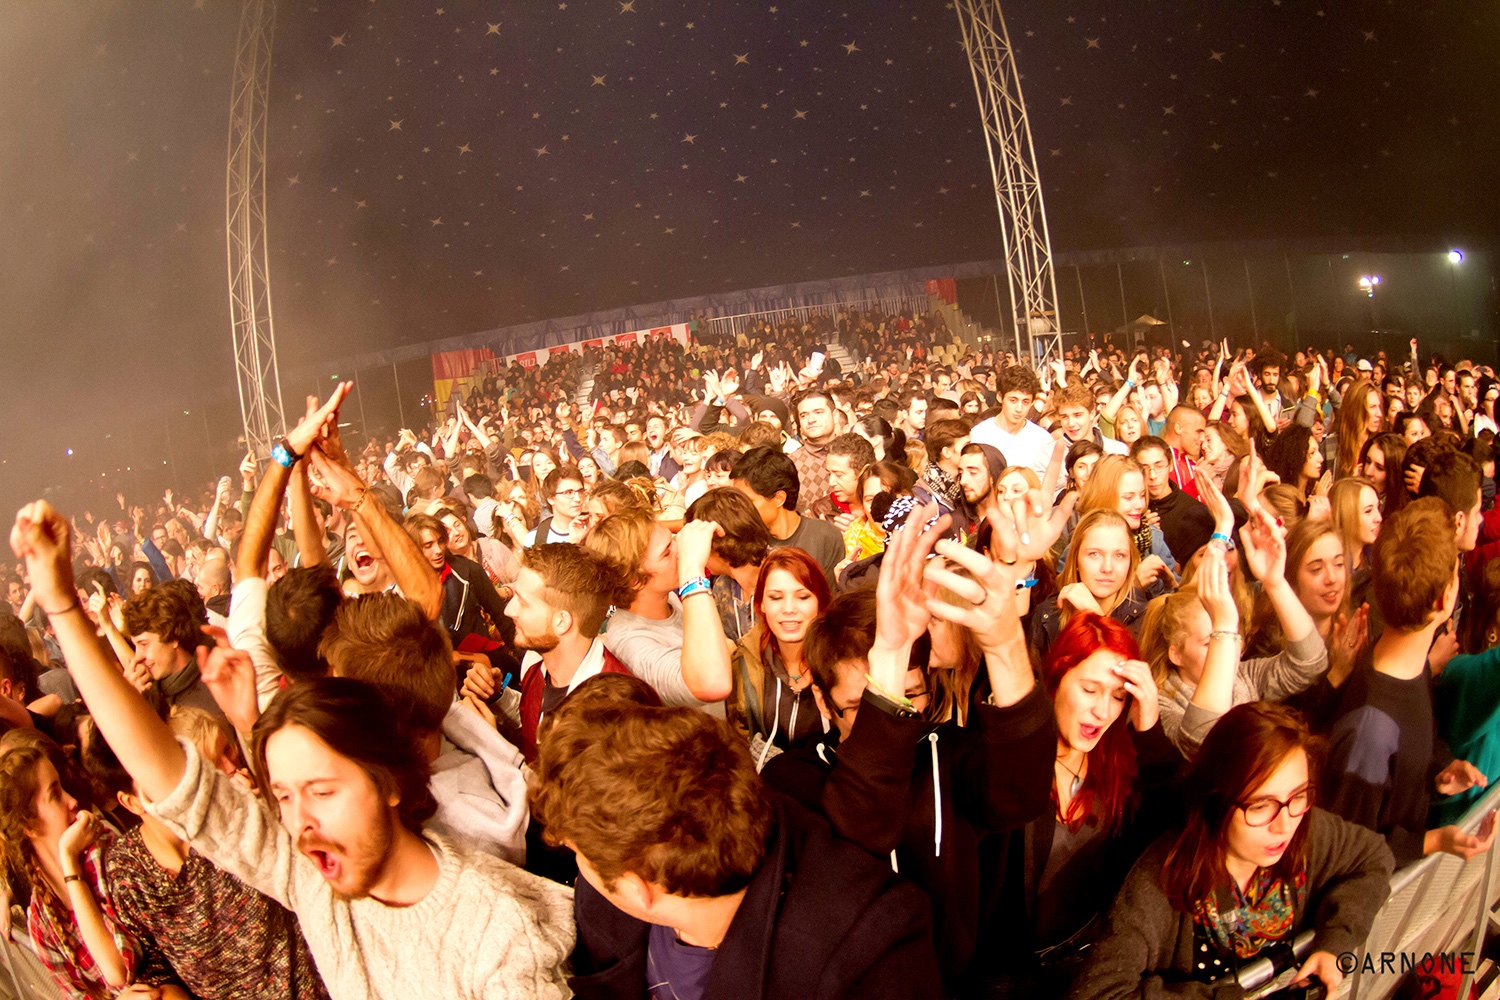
[1158,629,1328,756]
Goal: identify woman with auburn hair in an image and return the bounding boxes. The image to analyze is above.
[984,611,1177,995]
[0,739,145,999]
[1333,380,1384,481]
[1069,702,1393,998]
[1031,510,1149,659]
[729,546,832,768]
[427,497,519,593]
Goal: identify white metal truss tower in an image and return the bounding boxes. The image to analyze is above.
[953,0,1063,364]
[226,0,286,459]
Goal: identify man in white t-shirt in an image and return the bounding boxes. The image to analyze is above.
[967,364,1056,478]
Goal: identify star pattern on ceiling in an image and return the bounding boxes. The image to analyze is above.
[5,0,1494,403]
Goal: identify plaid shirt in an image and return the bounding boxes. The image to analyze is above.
[27,833,141,1000]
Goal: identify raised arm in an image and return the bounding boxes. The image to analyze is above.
[929,439,1073,708]
[287,464,328,569]
[1240,504,1314,645]
[1176,545,1240,752]
[306,444,443,620]
[1100,356,1143,424]
[12,502,186,804]
[202,476,231,544]
[673,520,734,703]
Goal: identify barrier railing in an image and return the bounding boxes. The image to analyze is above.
[1230,782,1500,999]
[1,926,63,1000]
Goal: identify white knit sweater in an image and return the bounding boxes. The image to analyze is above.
[148,739,576,1000]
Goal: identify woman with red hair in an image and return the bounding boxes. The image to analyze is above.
[728,546,832,768]
[1069,702,1393,998]
[977,610,1179,995]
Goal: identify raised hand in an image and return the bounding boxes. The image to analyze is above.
[1238,506,1288,584]
[9,501,76,612]
[1435,759,1489,797]
[923,537,1025,657]
[1327,603,1370,688]
[1194,466,1234,536]
[305,445,368,510]
[1196,544,1239,631]
[674,519,723,583]
[873,501,946,658]
[1113,658,1160,731]
[287,382,353,457]
[987,439,1074,564]
[58,810,100,863]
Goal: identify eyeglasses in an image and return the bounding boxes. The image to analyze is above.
[1238,788,1311,827]
[553,488,584,499]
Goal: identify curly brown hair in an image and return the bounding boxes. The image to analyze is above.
[121,578,210,649]
[529,675,771,896]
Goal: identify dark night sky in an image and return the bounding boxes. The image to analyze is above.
[1,0,1496,514]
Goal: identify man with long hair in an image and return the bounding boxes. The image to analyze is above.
[11,499,576,1000]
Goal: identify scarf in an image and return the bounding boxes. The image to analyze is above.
[147,660,205,717]
[923,464,963,511]
[1133,522,1155,559]
[1193,866,1307,960]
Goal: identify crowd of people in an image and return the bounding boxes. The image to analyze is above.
[3,304,1500,999]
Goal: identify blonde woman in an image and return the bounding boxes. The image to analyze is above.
[1029,509,1146,659]
[1139,511,1328,755]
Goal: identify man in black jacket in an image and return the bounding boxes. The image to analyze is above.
[1132,436,1215,569]
[531,673,942,1000]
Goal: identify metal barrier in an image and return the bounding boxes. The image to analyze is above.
[1230,782,1500,999]
[0,928,62,1000]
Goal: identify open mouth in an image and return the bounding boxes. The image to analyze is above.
[305,847,341,880]
[1264,840,1288,857]
[1078,723,1101,742]
[353,551,375,572]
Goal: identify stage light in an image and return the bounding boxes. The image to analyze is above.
[1358,275,1380,298]
[1448,249,1464,265]
[66,448,73,456]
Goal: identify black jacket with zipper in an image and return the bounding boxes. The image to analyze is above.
[761,682,1057,993]
[566,793,943,1000]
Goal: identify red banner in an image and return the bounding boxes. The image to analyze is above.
[925,278,958,305]
[431,347,494,381]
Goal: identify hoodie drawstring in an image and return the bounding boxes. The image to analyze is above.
[756,677,783,772]
[929,732,943,858]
